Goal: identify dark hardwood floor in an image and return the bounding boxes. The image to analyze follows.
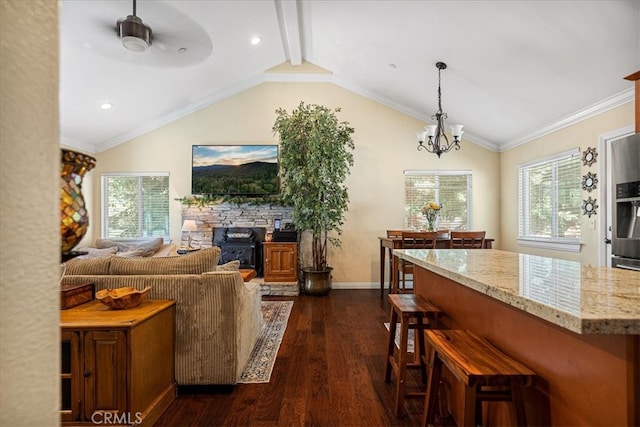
[154,289,428,427]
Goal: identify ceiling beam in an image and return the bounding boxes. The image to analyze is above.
[275,0,302,66]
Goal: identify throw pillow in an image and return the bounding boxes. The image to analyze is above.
[109,247,221,275]
[134,237,164,256]
[217,260,240,271]
[75,246,118,259]
[116,248,146,258]
[95,237,164,256]
[95,238,128,252]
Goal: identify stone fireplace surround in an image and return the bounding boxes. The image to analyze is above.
[181,204,297,296]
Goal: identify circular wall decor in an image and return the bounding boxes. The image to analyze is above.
[582,171,598,192]
[582,147,598,167]
[582,197,598,217]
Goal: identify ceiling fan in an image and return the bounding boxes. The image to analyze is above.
[116,0,152,52]
[61,0,213,67]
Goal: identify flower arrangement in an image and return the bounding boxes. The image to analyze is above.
[421,201,442,231]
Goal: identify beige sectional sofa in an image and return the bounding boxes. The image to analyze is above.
[61,247,263,386]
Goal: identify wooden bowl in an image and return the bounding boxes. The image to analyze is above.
[96,286,151,310]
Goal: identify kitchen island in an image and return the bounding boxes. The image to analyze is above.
[395,248,639,426]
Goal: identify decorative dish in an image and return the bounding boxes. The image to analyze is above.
[96,286,151,310]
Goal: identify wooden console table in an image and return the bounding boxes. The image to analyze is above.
[60,300,176,426]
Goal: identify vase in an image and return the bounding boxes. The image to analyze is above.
[301,267,332,296]
[60,149,96,259]
[425,214,438,232]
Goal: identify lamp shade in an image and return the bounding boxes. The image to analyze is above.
[182,220,197,232]
[450,124,464,139]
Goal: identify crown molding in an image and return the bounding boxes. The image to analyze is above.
[500,88,634,152]
[91,72,632,155]
[95,74,266,153]
[60,137,96,154]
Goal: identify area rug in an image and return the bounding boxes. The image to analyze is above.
[384,323,415,353]
[237,300,293,383]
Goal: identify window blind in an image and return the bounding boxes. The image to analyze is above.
[101,173,170,240]
[518,149,581,243]
[404,170,472,230]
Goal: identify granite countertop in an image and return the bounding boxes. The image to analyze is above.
[395,249,640,335]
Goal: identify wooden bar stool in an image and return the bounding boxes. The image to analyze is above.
[422,329,538,427]
[384,294,441,416]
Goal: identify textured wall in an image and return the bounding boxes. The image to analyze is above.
[0,1,61,425]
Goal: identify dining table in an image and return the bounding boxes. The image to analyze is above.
[378,232,494,294]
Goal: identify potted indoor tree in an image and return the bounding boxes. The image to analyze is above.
[273,102,355,295]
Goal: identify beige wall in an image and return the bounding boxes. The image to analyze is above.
[500,103,634,264]
[91,82,501,283]
[0,1,60,425]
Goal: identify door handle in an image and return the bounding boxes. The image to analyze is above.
[604,238,611,244]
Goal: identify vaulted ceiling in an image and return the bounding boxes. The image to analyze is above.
[60,0,639,154]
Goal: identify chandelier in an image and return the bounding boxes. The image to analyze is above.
[416,62,463,158]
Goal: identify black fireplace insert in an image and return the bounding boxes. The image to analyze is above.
[213,227,266,276]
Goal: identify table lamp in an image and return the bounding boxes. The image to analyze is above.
[182,220,197,248]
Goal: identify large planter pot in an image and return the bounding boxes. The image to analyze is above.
[60,149,96,260]
[301,267,332,296]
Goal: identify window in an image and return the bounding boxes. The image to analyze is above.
[404,170,473,230]
[518,149,581,251]
[102,173,170,240]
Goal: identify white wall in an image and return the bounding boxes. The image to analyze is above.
[90,81,501,283]
[0,1,61,425]
[500,103,634,264]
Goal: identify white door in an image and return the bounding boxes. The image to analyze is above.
[599,125,635,266]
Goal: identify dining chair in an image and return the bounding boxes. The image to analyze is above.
[449,231,486,249]
[386,230,404,293]
[398,231,438,293]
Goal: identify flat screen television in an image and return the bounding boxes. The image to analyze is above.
[191,144,279,195]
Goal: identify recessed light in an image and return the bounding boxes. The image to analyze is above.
[178,47,187,54]
[250,36,262,46]
[100,103,113,110]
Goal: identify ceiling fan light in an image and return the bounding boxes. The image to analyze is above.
[117,15,152,52]
[122,35,148,52]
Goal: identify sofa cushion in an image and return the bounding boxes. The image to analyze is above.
[64,256,112,275]
[95,237,164,257]
[109,247,221,275]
